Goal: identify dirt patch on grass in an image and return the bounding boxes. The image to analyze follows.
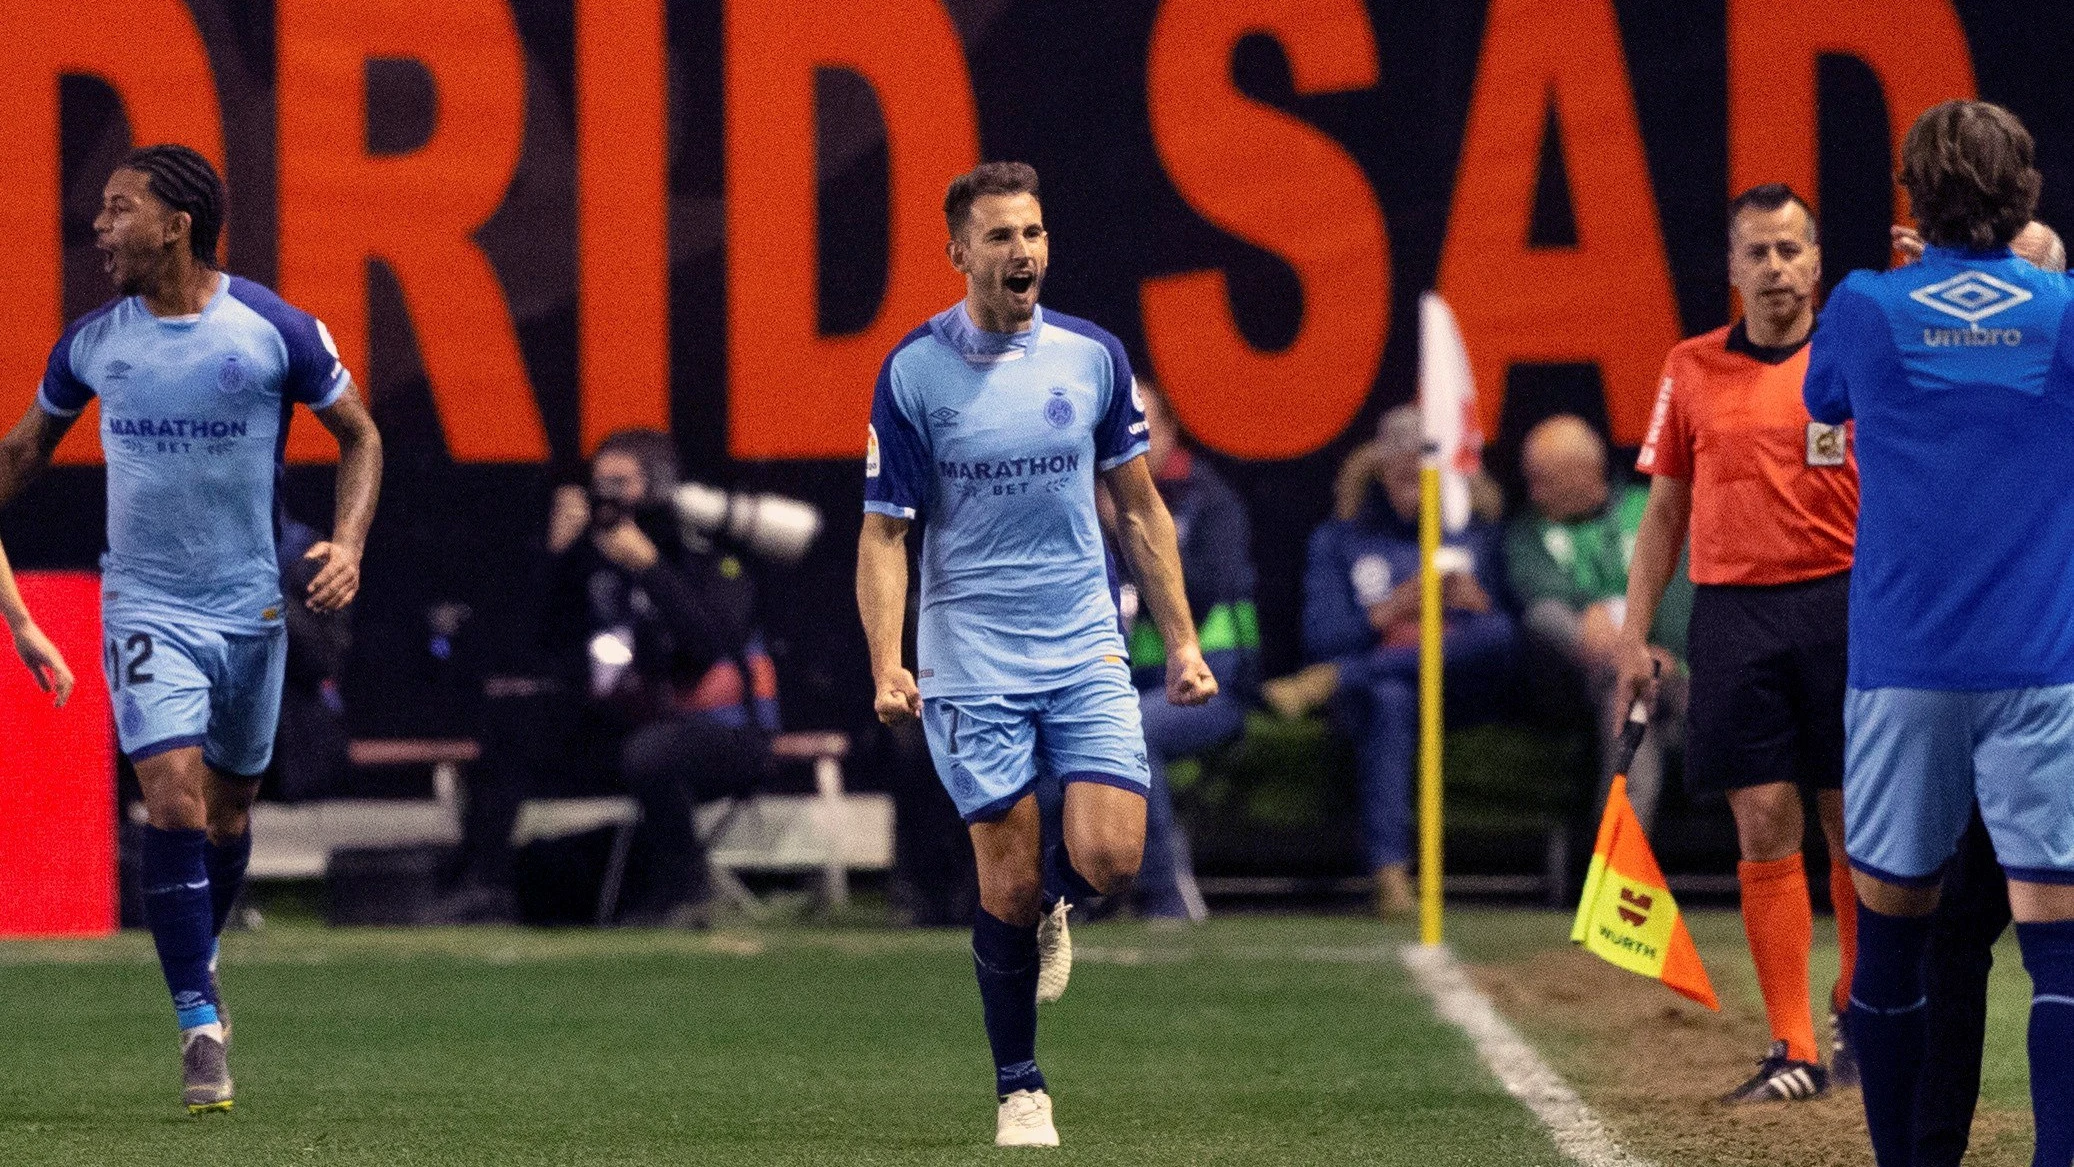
[1471,946,2029,1167]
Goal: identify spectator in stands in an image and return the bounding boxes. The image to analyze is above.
[266,515,351,802]
[439,429,777,925]
[1506,414,1690,833]
[1104,378,1258,921]
[1263,406,1515,917]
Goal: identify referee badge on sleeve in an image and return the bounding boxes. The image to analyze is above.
[1805,422,1847,467]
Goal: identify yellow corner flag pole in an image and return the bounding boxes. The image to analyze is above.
[1418,459,1444,946]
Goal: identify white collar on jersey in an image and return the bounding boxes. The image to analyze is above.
[141,271,229,326]
[933,301,1043,365]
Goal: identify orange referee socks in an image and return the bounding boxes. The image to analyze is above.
[1829,857,1858,1015]
[1739,853,1818,1064]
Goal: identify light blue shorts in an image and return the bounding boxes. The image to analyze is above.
[922,662,1151,823]
[1845,684,2074,886]
[105,611,287,779]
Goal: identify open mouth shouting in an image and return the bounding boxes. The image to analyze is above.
[1003,269,1037,296]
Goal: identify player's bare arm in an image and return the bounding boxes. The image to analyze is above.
[1613,474,1691,720]
[304,382,382,614]
[1102,455,1215,706]
[0,406,78,512]
[0,407,82,706]
[857,511,920,724]
[0,535,73,707]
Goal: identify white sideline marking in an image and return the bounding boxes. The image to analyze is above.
[1401,944,1657,1167]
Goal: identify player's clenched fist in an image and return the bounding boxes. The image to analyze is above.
[1166,644,1218,707]
[874,667,922,725]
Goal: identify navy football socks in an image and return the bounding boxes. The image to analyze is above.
[1851,901,1933,1167]
[972,907,1046,1098]
[2016,919,2074,1167]
[204,829,251,937]
[141,826,219,1030]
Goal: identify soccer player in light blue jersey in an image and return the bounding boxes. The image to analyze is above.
[0,146,383,1115]
[1804,102,2074,1167]
[857,162,1215,1147]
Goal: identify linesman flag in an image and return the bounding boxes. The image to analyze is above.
[1417,292,1483,534]
[1569,698,1719,1010]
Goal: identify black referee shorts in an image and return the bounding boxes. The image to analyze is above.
[1683,569,1848,796]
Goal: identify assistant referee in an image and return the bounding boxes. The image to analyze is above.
[1615,182,1859,1104]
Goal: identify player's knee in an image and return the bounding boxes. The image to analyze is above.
[1072,837,1143,895]
[142,785,208,831]
[978,868,1043,925]
[207,799,253,842]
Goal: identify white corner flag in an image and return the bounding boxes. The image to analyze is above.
[1418,292,1483,534]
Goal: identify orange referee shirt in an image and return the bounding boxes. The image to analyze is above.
[1635,322,1857,586]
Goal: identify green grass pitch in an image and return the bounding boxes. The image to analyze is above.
[0,914,1569,1166]
[1,908,2039,1165]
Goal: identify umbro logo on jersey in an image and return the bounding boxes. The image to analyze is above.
[106,360,132,380]
[930,407,961,425]
[1910,270,2033,324]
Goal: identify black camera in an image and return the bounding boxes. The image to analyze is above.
[589,489,676,543]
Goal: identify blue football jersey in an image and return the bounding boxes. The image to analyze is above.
[865,302,1148,697]
[1805,246,2074,689]
[38,274,349,634]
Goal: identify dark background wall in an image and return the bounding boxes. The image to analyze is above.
[4,0,2068,750]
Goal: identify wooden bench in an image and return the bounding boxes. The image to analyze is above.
[251,734,892,921]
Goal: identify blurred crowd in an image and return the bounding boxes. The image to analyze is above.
[270,393,1684,929]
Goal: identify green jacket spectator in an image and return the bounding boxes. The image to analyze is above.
[1505,482,1692,658]
[1508,415,1689,833]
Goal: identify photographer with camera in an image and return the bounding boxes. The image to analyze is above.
[437,429,779,926]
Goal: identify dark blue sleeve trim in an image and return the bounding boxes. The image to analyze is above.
[864,328,937,520]
[38,299,122,415]
[226,276,349,406]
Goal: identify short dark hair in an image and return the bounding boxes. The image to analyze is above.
[120,144,225,266]
[1727,183,1817,245]
[1900,100,2041,250]
[593,428,679,502]
[943,162,1040,238]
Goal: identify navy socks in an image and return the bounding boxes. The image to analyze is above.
[1851,901,1933,1167]
[2016,919,2074,1167]
[141,826,219,1030]
[204,830,251,938]
[972,908,1046,1098]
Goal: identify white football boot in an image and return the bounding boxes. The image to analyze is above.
[994,1088,1060,1147]
[1035,900,1072,1005]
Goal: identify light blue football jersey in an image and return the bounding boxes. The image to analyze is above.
[38,273,349,634]
[865,302,1148,697]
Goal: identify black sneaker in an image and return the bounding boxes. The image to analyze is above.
[1829,1008,1859,1089]
[1722,1040,1827,1103]
[181,1031,234,1115]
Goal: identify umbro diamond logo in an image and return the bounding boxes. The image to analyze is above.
[930,407,960,425]
[1909,270,2034,324]
[106,360,132,380]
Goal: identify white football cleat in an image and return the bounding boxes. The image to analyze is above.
[995,1088,1059,1147]
[1035,901,1072,1005]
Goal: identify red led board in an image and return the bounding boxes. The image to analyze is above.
[0,572,113,937]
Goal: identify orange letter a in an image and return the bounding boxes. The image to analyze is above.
[1437,0,1683,446]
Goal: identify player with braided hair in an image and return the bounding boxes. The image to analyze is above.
[0,144,383,1114]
